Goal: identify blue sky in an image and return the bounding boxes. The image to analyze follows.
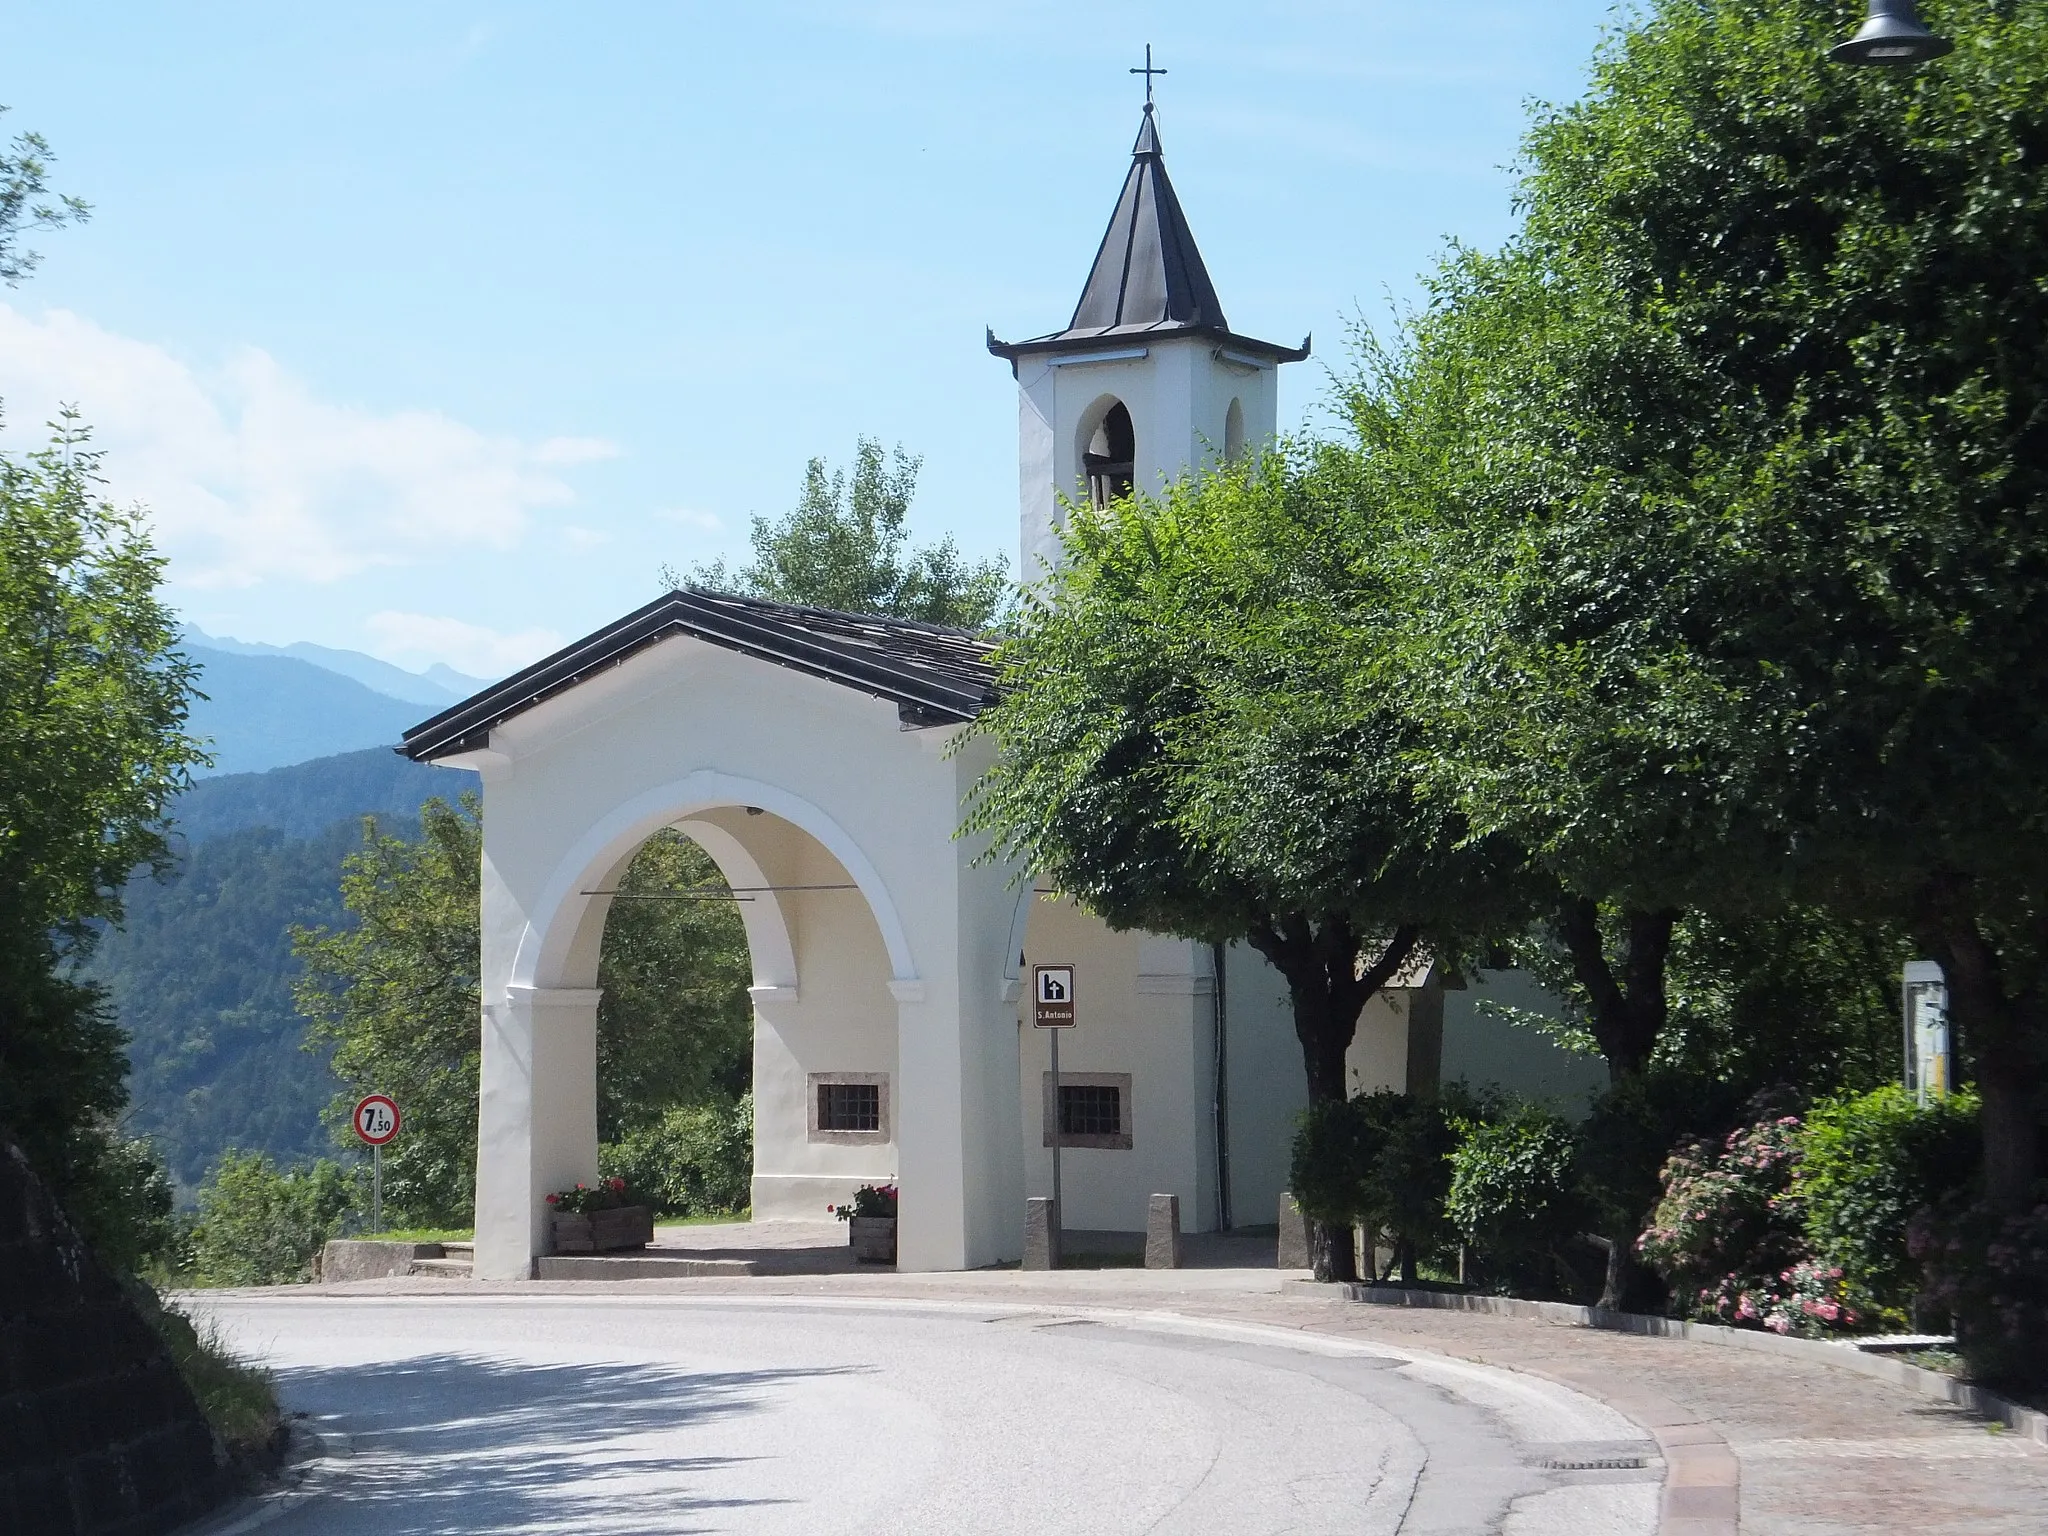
[0,1,1621,677]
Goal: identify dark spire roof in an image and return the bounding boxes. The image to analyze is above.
[1066,107,1228,335]
[988,107,1308,367]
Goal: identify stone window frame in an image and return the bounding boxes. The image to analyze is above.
[1041,1070,1133,1151]
[807,1071,891,1145]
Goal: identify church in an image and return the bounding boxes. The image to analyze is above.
[400,103,1601,1281]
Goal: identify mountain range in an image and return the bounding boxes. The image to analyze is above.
[179,628,496,776]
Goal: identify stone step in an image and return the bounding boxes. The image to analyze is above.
[408,1257,473,1278]
[440,1242,475,1256]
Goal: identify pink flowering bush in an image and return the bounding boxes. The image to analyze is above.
[1637,1113,1864,1337]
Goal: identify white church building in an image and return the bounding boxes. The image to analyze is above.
[400,105,1601,1281]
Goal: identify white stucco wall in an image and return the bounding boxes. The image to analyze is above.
[1017,899,1218,1234]
[1440,968,1610,1116]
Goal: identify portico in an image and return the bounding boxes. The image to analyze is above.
[401,594,1026,1279]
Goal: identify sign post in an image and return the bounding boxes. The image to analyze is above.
[1032,966,1076,1231]
[352,1094,401,1233]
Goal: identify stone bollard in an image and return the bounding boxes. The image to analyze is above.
[1277,1191,1310,1269]
[1144,1193,1183,1269]
[1024,1195,1061,1270]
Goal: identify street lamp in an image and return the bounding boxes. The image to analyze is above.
[1830,0,1955,63]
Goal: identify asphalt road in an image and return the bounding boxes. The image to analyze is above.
[187,1295,1664,1535]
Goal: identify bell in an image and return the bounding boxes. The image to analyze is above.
[1829,0,1954,64]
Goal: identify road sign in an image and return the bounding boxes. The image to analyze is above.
[352,1094,401,1146]
[1033,965,1076,1028]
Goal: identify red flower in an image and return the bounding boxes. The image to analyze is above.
[546,1194,559,1204]
[609,1177,626,1191]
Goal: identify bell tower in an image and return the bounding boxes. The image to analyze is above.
[989,98,1309,578]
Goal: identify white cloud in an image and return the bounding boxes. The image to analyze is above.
[0,305,618,589]
[561,524,612,551]
[364,611,563,677]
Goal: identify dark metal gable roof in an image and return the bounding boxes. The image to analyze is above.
[987,107,1310,367]
[398,588,998,762]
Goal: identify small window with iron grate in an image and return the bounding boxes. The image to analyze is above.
[1059,1083,1122,1138]
[818,1081,881,1133]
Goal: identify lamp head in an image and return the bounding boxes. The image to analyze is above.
[1830,0,1954,65]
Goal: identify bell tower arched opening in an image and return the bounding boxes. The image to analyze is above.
[1082,399,1136,509]
[1224,397,1245,462]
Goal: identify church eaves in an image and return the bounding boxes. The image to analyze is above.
[397,589,998,761]
[987,106,1309,368]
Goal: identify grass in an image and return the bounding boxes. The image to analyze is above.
[651,1209,750,1226]
[354,1226,473,1243]
[141,1290,282,1462]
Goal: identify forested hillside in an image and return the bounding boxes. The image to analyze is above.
[171,748,462,844]
[87,750,476,1194]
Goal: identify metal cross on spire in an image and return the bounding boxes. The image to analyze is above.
[1130,44,1167,110]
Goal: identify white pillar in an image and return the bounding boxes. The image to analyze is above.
[472,984,601,1280]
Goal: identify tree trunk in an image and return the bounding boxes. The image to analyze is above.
[1921,900,2045,1214]
[1249,913,1422,1286]
[1555,897,1680,1309]
[1556,897,1676,1083]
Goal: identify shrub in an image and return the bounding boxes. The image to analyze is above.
[1447,1099,1586,1287]
[188,1150,362,1287]
[1290,1090,1458,1282]
[1797,1086,1978,1322]
[599,1095,752,1218]
[1638,1112,1864,1336]
[1909,1188,2048,1392]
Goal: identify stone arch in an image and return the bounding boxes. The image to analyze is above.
[1224,396,1245,462]
[513,770,918,998]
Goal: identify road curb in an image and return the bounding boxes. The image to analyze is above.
[1341,1283,2048,1447]
[173,1420,352,1536]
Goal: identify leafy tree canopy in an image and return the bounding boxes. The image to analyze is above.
[1363,0,2048,1205]
[0,418,203,1243]
[675,437,1009,629]
[0,104,89,285]
[293,798,484,1226]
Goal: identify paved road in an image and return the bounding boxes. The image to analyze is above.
[189,1294,1662,1535]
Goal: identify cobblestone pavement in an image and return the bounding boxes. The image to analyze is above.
[227,1261,2048,1535]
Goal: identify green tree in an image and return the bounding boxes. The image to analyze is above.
[1381,0,2048,1222]
[969,447,1535,1280]
[0,418,204,1254]
[294,799,483,1226]
[677,436,1009,628]
[595,829,753,1140]
[0,103,89,284]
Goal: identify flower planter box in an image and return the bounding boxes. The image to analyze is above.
[848,1215,897,1265]
[551,1205,654,1254]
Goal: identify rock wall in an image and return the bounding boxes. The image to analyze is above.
[0,1140,235,1536]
